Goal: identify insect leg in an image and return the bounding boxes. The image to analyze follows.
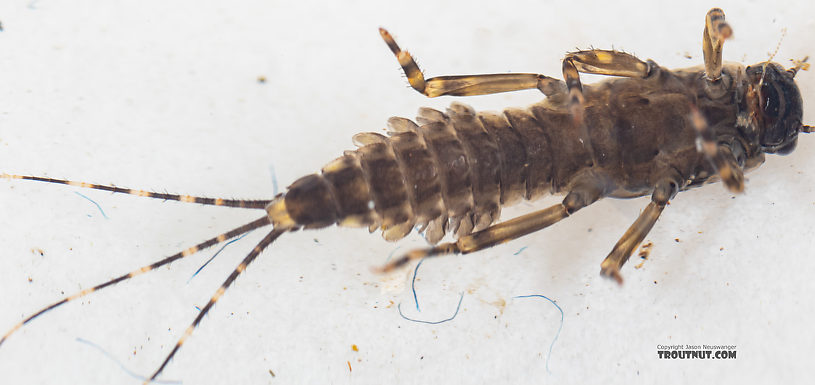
[600,173,682,284]
[690,109,745,193]
[710,145,744,193]
[379,176,609,272]
[701,8,732,82]
[787,56,809,78]
[1,173,272,208]
[145,229,285,384]
[0,215,272,347]
[561,50,651,124]
[379,28,565,97]
[559,49,652,166]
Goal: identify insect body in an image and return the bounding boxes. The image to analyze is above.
[0,7,810,384]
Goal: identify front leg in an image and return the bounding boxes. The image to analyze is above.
[702,8,732,82]
[691,109,746,193]
[379,28,565,97]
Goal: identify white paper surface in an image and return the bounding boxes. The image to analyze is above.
[0,1,813,384]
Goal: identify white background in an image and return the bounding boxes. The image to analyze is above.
[0,0,814,384]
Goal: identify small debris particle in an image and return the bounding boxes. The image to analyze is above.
[653,280,658,284]
[27,277,33,283]
[347,361,352,372]
[634,241,653,269]
[674,315,677,319]
[674,238,680,243]
[257,76,267,83]
[638,242,654,258]
[683,51,692,59]
[269,369,275,377]
[351,344,358,352]
[32,248,45,256]
[719,247,724,251]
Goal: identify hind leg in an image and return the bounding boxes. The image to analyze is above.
[379,28,565,97]
[561,50,652,124]
[559,49,653,167]
[600,172,682,284]
[379,173,611,272]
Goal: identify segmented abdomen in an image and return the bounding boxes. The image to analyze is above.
[267,102,563,244]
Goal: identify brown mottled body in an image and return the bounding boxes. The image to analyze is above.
[268,61,742,243]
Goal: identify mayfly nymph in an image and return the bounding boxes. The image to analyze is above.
[1,8,809,383]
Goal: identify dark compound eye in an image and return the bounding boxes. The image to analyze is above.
[774,138,797,155]
[760,83,781,119]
